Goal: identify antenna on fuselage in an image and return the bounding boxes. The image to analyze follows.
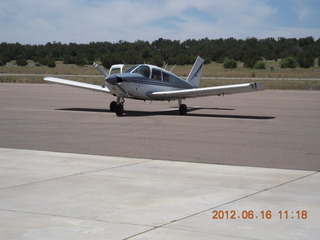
[169,65,176,72]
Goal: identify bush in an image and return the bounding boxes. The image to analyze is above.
[47,59,56,68]
[243,56,257,68]
[75,57,85,66]
[280,57,297,68]
[296,52,314,68]
[223,57,237,69]
[39,57,48,66]
[254,61,266,69]
[16,58,28,66]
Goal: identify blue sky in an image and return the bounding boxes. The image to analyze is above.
[1,0,319,44]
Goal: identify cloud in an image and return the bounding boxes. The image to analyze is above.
[0,0,319,44]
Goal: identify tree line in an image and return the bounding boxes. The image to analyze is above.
[0,37,319,69]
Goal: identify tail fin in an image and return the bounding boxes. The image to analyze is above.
[186,56,204,88]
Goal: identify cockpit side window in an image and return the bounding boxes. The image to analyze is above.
[163,72,170,82]
[151,69,162,81]
[132,65,150,78]
[163,72,182,84]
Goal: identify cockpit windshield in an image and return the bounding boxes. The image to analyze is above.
[132,65,150,78]
[125,65,139,73]
[125,64,184,86]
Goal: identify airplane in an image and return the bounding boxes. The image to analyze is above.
[44,56,265,116]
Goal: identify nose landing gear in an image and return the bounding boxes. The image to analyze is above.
[110,97,125,116]
[115,103,124,116]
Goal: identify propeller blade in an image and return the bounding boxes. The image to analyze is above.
[93,63,108,77]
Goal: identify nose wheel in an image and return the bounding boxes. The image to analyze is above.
[110,101,117,112]
[115,103,124,116]
[110,97,125,116]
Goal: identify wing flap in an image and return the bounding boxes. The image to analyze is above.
[148,82,265,100]
[43,77,110,93]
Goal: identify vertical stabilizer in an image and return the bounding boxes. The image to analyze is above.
[186,56,204,88]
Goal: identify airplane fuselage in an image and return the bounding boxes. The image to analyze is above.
[104,65,194,101]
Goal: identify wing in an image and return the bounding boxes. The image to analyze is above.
[43,77,110,93]
[148,82,265,100]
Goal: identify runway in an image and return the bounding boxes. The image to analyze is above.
[0,83,319,171]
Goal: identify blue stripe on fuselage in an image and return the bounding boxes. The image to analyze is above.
[113,73,193,89]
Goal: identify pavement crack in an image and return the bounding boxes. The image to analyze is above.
[125,171,318,239]
[0,208,153,228]
[0,160,150,191]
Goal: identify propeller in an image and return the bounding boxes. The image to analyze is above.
[93,63,108,77]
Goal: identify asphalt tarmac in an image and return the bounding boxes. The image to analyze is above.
[0,83,319,171]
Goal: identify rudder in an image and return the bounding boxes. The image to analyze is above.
[186,56,204,88]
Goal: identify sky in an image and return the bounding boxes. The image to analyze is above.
[1,0,319,44]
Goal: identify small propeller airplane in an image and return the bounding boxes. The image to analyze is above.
[44,56,265,116]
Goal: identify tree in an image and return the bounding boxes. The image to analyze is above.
[149,55,164,67]
[101,54,122,69]
[0,37,319,68]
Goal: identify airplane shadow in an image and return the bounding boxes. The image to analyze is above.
[168,106,236,111]
[57,107,275,120]
[58,108,108,113]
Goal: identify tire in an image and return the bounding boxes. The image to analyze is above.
[110,101,117,112]
[115,104,124,116]
[179,104,187,115]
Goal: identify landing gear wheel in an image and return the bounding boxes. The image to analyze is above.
[115,104,124,116]
[110,101,117,112]
[179,104,187,115]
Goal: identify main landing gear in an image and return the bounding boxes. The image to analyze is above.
[178,99,187,115]
[109,98,188,116]
[179,104,187,115]
[110,97,125,116]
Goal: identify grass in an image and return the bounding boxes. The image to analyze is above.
[200,79,320,90]
[0,60,319,90]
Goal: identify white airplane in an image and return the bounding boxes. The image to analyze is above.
[44,57,265,116]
